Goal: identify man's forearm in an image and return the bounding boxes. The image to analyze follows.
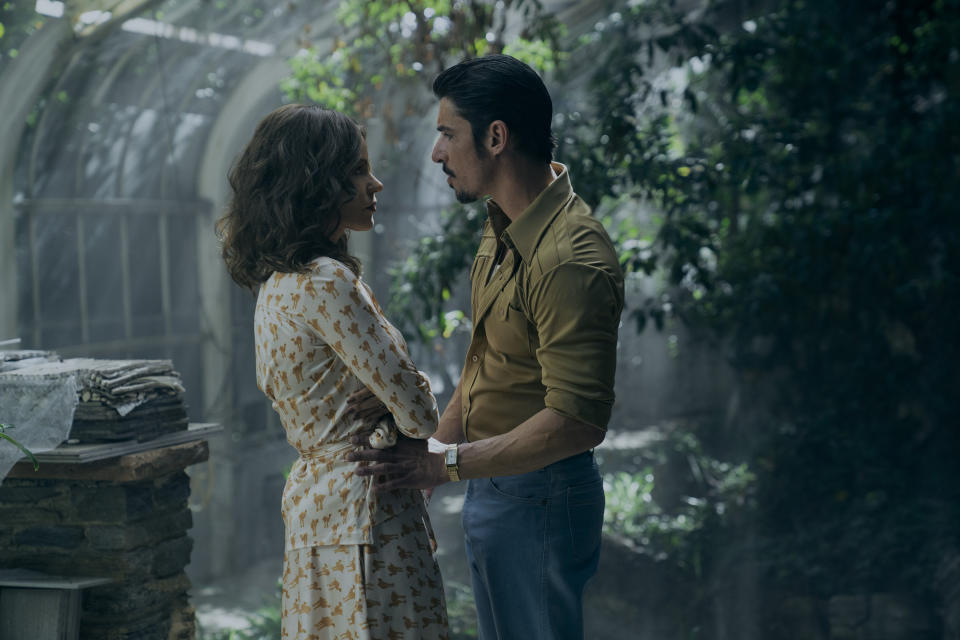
[456,407,605,479]
[347,404,605,490]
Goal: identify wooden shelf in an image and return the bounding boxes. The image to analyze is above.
[22,423,222,465]
[0,569,111,591]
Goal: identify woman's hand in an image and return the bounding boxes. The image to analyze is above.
[345,386,390,426]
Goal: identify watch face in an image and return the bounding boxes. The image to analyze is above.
[445,447,457,465]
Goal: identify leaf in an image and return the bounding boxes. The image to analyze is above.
[0,429,39,472]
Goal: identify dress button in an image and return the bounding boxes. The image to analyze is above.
[471,355,479,362]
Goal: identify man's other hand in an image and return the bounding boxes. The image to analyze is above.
[346,434,447,491]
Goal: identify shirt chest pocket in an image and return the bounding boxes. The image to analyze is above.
[487,283,533,357]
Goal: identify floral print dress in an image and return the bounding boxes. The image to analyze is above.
[255,257,449,639]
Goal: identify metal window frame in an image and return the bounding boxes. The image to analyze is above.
[15,197,208,358]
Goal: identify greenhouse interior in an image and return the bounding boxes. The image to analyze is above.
[0,0,957,638]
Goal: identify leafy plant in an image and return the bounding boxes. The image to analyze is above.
[283,0,563,121]
[0,422,39,471]
[603,428,755,575]
[445,579,479,639]
[387,202,486,340]
[195,581,282,640]
[592,0,960,596]
[0,1,48,72]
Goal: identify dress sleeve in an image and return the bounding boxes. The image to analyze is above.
[297,263,438,438]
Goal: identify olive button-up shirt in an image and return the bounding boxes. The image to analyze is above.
[460,163,625,442]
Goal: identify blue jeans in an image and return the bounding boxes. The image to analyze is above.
[461,452,604,640]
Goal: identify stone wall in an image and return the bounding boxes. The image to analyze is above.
[0,441,208,640]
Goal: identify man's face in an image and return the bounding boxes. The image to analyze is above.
[431,98,490,203]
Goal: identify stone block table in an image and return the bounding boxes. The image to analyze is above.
[0,424,219,640]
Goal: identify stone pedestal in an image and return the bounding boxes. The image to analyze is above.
[0,569,111,640]
[0,441,209,640]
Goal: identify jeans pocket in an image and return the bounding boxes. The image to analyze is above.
[488,472,550,504]
[567,477,604,506]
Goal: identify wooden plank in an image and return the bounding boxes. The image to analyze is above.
[21,423,221,464]
[7,440,210,482]
[5,440,211,482]
[0,569,111,590]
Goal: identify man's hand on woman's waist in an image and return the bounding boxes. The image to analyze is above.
[346,433,448,491]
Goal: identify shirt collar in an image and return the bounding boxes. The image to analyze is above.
[488,162,572,264]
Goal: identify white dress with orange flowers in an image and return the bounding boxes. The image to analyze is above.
[255,257,449,639]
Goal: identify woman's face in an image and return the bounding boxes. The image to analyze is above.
[331,138,383,241]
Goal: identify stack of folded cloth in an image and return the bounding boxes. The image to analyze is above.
[0,357,188,444]
[71,359,188,442]
[0,349,60,373]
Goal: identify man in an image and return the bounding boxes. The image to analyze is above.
[347,54,624,639]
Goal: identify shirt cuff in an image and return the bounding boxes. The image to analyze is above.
[545,388,612,431]
[427,437,452,454]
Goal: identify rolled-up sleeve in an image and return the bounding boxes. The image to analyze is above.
[528,263,623,430]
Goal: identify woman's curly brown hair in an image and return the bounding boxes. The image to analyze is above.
[217,104,365,290]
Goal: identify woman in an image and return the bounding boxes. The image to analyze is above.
[217,104,448,639]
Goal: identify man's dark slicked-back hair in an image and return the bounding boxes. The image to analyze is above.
[433,54,556,164]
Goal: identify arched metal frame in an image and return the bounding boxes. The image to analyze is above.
[11,0,326,423]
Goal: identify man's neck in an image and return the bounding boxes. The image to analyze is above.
[488,159,557,221]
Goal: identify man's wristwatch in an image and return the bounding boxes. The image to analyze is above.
[428,437,460,482]
[444,444,460,482]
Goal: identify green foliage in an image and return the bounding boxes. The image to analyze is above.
[603,428,755,574]
[0,1,46,68]
[283,0,563,120]
[445,580,479,639]
[584,0,960,595]
[196,581,282,640]
[0,423,39,471]
[388,202,485,339]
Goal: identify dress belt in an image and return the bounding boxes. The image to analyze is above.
[298,441,356,461]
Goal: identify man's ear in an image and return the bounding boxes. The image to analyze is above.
[486,120,509,157]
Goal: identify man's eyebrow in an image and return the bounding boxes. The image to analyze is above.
[436,125,453,133]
